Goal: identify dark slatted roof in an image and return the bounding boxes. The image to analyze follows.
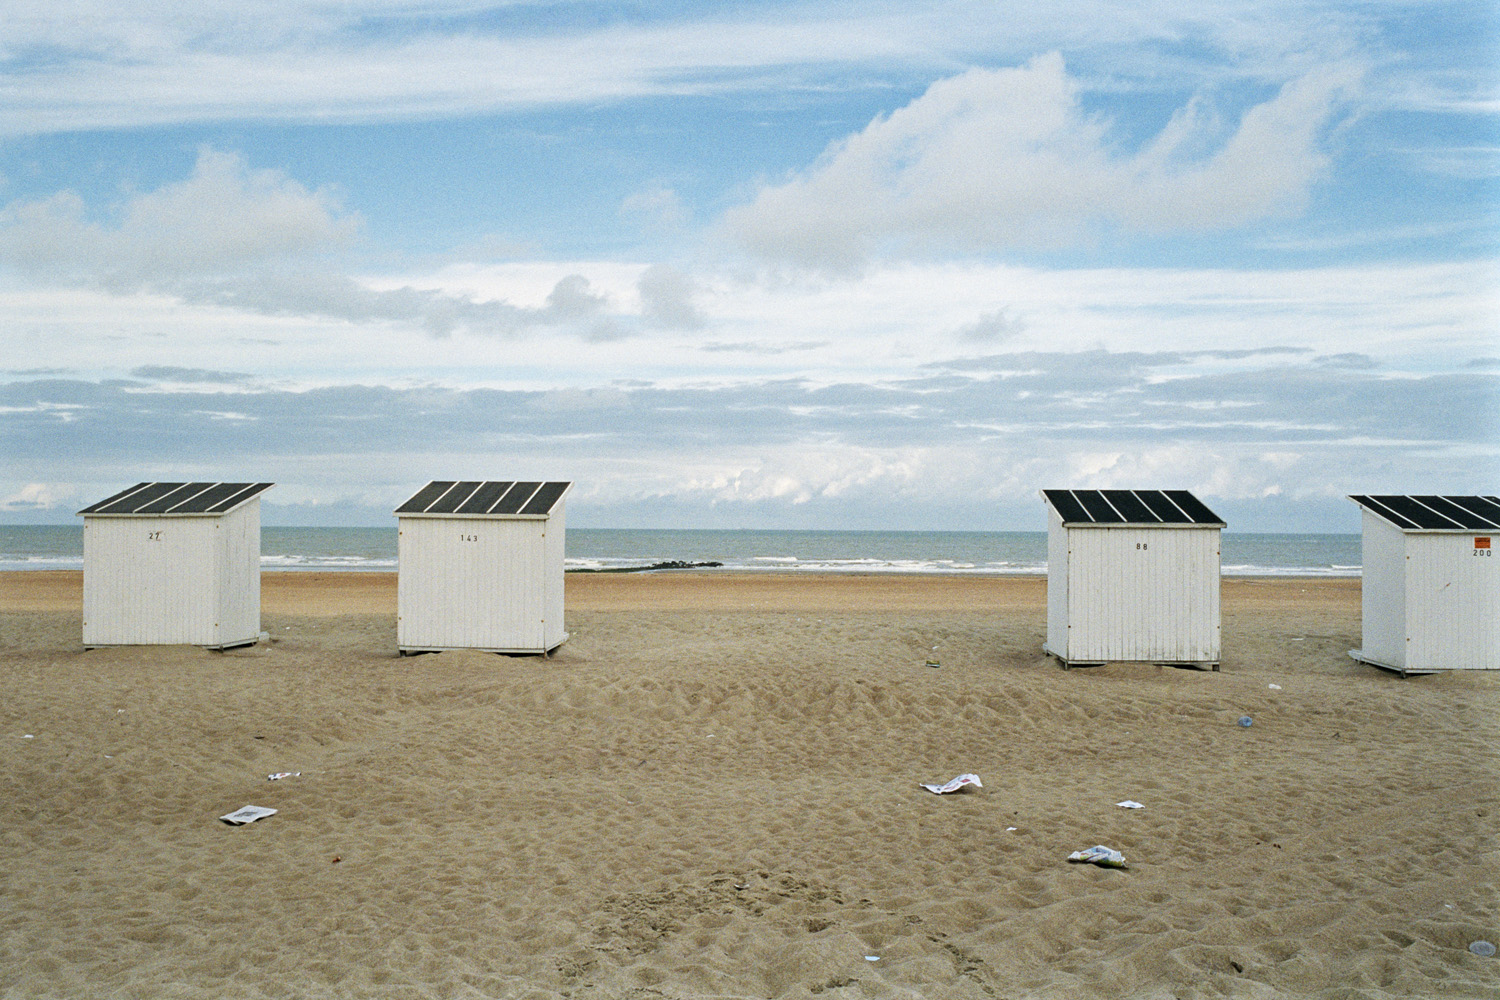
[1042,489,1225,527]
[456,481,513,514]
[1350,495,1500,531]
[395,480,570,517]
[394,481,455,514]
[521,481,570,515]
[78,482,273,516]
[425,481,485,514]
[491,482,543,515]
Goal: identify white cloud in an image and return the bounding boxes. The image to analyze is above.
[0,154,656,340]
[5,353,1495,527]
[0,149,358,287]
[957,308,1024,344]
[722,54,1362,271]
[670,441,1335,516]
[674,444,928,506]
[5,254,1493,390]
[2,2,1401,135]
[1,482,74,511]
[1064,444,1294,499]
[2,4,938,133]
[185,269,636,339]
[544,274,609,319]
[1399,145,1500,181]
[636,264,705,330]
[621,186,689,234]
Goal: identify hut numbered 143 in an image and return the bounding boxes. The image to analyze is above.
[395,480,572,655]
[1348,494,1499,675]
[77,482,274,650]
[1041,489,1226,670]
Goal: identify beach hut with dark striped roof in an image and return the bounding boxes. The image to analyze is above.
[77,482,274,649]
[1348,495,1499,675]
[1041,489,1225,670]
[395,480,572,655]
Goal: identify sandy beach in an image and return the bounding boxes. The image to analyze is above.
[1,570,1496,999]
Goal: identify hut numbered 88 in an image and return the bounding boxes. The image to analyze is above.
[1041,489,1226,671]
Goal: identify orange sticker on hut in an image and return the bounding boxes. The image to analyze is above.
[1477,537,1491,549]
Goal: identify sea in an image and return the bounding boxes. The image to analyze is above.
[0,525,1361,577]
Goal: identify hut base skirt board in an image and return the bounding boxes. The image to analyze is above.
[1043,641,1103,670]
[1348,649,1439,678]
[398,633,569,657]
[84,633,263,652]
[1044,642,1219,672]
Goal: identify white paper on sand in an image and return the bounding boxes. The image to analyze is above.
[267,772,300,781]
[1116,800,1144,809]
[220,805,277,825]
[1068,845,1127,868]
[920,773,982,795]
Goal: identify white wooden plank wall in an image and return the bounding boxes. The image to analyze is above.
[1066,526,1220,662]
[398,517,547,650]
[1359,513,1409,669]
[542,503,567,649]
[1045,506,1069,656]
[1406,532,1498,671]
[84,517,218,645]
[216,504,261,646]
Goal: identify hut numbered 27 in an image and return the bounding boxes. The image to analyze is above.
[1041,489,1225,671]
[77,482,274,650]
[395,480,572,656]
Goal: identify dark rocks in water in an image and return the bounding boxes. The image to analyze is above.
[570,560,724,574]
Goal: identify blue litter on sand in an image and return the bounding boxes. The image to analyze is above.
[1470,941,1496,957]
[1238,716,1253,727]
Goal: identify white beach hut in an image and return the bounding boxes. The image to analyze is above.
[395,480,572,655]
[1348,494,1499,675]
[1041,489,1225,670]
[77,482,273,649]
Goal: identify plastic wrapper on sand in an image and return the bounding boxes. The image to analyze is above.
[220,805,277,825]
[1068,845,1128,868]
[920,773,982,794]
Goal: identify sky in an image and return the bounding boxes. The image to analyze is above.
[1,1,1496,531]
